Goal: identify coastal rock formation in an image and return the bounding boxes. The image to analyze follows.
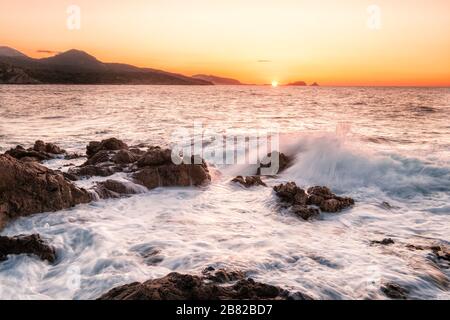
[306,186,355,213]
[273,182,354,220]
[370,238,395,246]
[257,151,291,175]
[98,267,312,300]
[94,179,140,199]
[6,140,66,162]
[67,138,211,188]
[0,234,56,263]
[232,176,267,188]
[380,282,409,300]
[0,154,92,228]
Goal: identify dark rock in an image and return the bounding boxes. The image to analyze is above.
[232,176,267,188]
[430,245,450,262]
[292,205,320,220]
[371,238,395,246]
[202,267,246,284]
[0,234,56,263]
[380,282,409,299]
[257,151,291,175]
[94,180,138,199]
[33,140,65,154]
[307,186,354,212]
[136,147,172,167]
[273,182,305,204]
[67,164,121,179]
[86,138,128,158]
[6,145,52,162]
[0,154,92,228]
[98,270,312,300]
[273,182,354,220]
[113,149,140,165]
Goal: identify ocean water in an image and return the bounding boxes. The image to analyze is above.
[0,85,449,299]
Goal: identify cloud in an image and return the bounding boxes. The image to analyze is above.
[36,50,60,55]
[257,60,272,63]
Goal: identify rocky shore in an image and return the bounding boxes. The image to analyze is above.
[1,137,448,300]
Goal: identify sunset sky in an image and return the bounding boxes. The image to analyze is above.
[1,0,449,86]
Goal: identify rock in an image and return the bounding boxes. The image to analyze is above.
[380,282,409,299]
[33,140,65,154]
[430,245,450,262]
[67,164,121,179]
[113,149,140,165]
[133,163,210,189]
[5,145,52,162]
[273,182,305,204]
[136,147,172,167]
[86,138,128,158]
[0,154,92,227]
[202,267,246,284]
[94,180,138,199]
[232,176,267,188]
[292,205,320,220]
[307,186,354,212]
[98,269,312,300]
[133,152,210,189]
[257,151,291,175]
[273,182,354,220]
[0,234,56,263]
[371,238,395,246]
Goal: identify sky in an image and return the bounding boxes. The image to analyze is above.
[1,0,449,86]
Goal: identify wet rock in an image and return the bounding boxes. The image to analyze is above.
[430,245,450,263]
[0,234,56,263]
[6,145,52,162]
[371,238,395,246]
[273,182,354,220]
[113,149,140,165]
[232,176,267,188]
[33,140,65,155]
[380,282,409,300]
[307,186,354,212]
[292,205,320,220]
[136,147,172,167]
[273,182,306,204]
[67,164,121,179]
[98,269,312,300]
[0,154,92,227]
[86,138,128,158]
[257,151,291,175]
[94,180,138,199]
[133,152,210,189]
[202,267,246,284]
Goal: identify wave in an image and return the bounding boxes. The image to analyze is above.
[279,133,450,198]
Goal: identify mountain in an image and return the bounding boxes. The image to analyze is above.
[310,82,319,86]
[0,46,212,85]
[192,74,242,85]
[0,46,29,58]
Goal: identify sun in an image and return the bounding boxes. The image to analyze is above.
[271,80,278,87]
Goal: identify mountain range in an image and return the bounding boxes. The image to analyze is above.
[0,46,213,85]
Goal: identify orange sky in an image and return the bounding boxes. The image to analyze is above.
[1,0,449,86]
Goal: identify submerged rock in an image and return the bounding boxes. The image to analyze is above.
[232,176,267,188]
[0,154,92,228]
[370,238,395,246]
[33,140,65,155]
[273,182,354,220]
[257,151,291,175]
[98,268,312,300]
[0,234,56,263]
[380,282,409,300]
